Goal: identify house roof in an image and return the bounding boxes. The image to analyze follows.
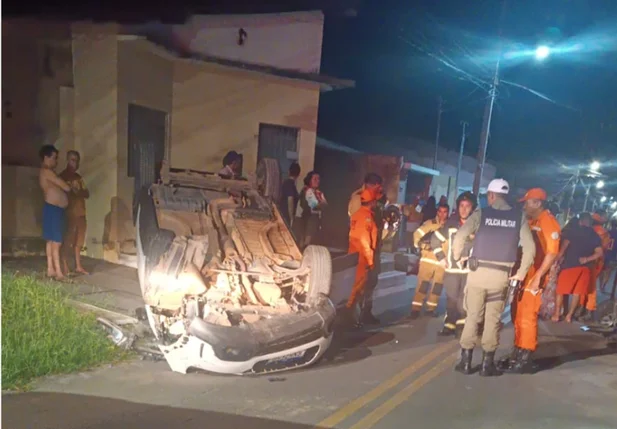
[316,137,362,154]
[122,36,354,92]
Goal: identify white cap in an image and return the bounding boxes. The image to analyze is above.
[487,178,510,194]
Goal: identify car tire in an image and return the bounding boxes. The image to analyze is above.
[148,229,176,267]
[302,245,333,304]
[256,158,281,200]
[136,187,175,268]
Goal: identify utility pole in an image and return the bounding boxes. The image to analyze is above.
[583,182,591,212]
[454,121,468,197]
[433,96,443,170]
[567,170,579,220]
[472,0,507,195]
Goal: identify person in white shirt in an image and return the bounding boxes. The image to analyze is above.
[295,171,327,249]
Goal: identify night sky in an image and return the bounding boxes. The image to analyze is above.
[7,0,617,193]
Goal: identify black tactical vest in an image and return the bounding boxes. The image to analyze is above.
[472,206,521,263]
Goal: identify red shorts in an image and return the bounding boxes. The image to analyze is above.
[556,266,591,296]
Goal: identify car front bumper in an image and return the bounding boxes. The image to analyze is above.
[159,296,336,374]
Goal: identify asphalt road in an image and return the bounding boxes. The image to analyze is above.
[3,302,617,429]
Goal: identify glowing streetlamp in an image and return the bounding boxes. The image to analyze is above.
[596,180,605,189]
[612,201,617,209]
[601,196,607,203]
[535,45,550,60]
[590,161,600,171]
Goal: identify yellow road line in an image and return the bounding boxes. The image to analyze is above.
[314,341,458,428]
[349,353,458,429]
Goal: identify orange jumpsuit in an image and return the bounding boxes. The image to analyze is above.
[513,210,561,352]
[347,205,378,308]
[585,224,610,311]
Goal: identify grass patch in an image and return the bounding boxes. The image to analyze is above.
[2,272,127,390]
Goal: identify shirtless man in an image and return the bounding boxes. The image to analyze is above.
[39,145,70,279]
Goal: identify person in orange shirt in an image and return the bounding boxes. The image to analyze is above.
[500,188,561,374]
[346,188,379,326]
[583,210,611,319]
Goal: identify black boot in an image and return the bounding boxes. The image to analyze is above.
[360,300,380,325]
[360,312,380,325]
[497,347,521,371]
[479,351,502,377]
[503,349,538,374]
[454,349,473,374]
[438,326,456,336]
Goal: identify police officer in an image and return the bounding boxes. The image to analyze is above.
[431,191,477,337]
[451,179,536,377]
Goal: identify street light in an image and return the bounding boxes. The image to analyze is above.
[612,201,617,209]
[601,196,607,203]
[535,45,550,60]
[597,180,605,189]
[590,161,600,171]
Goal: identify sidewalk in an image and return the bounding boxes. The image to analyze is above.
[2,256,143,318]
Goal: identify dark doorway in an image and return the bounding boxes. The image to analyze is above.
[127,104,167,218]
[257,123,299,179]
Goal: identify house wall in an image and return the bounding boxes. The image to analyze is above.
[170,60,320,177]
[2,19,72,167]
[1,167,44,239]
[71,24,120,259]
[114,39,174,252]
[128,11,324,74]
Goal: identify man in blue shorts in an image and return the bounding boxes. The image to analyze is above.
[38,145,71,280]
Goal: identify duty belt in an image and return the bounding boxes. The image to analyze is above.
[478,261,512,273]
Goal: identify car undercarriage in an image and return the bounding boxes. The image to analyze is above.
[135,160,335,374]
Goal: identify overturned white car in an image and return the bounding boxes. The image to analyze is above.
[135,160,336,375]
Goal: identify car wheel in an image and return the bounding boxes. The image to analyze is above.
[256,158,281,200]
[302,245,333,304]
[136,187,176,268]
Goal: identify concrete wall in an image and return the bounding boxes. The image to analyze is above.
[2,167,44,238]
[71,24,120,259]
[2,19,72,166]
[170,60,320,176]
[113,39,174,251]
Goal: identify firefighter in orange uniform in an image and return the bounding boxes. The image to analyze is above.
[346,189,379,324]
[584,210,611,319]
[500,188,561,373]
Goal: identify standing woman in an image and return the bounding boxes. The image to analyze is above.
[296,171,327,249]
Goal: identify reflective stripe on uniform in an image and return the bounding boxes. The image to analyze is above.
[433,248,444,255]
[444,323,456,330]
[416,228,425,236]
[420,258,442,265]
[434,231,446,242]
[426,301,438,307]
[456,319,466,325]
